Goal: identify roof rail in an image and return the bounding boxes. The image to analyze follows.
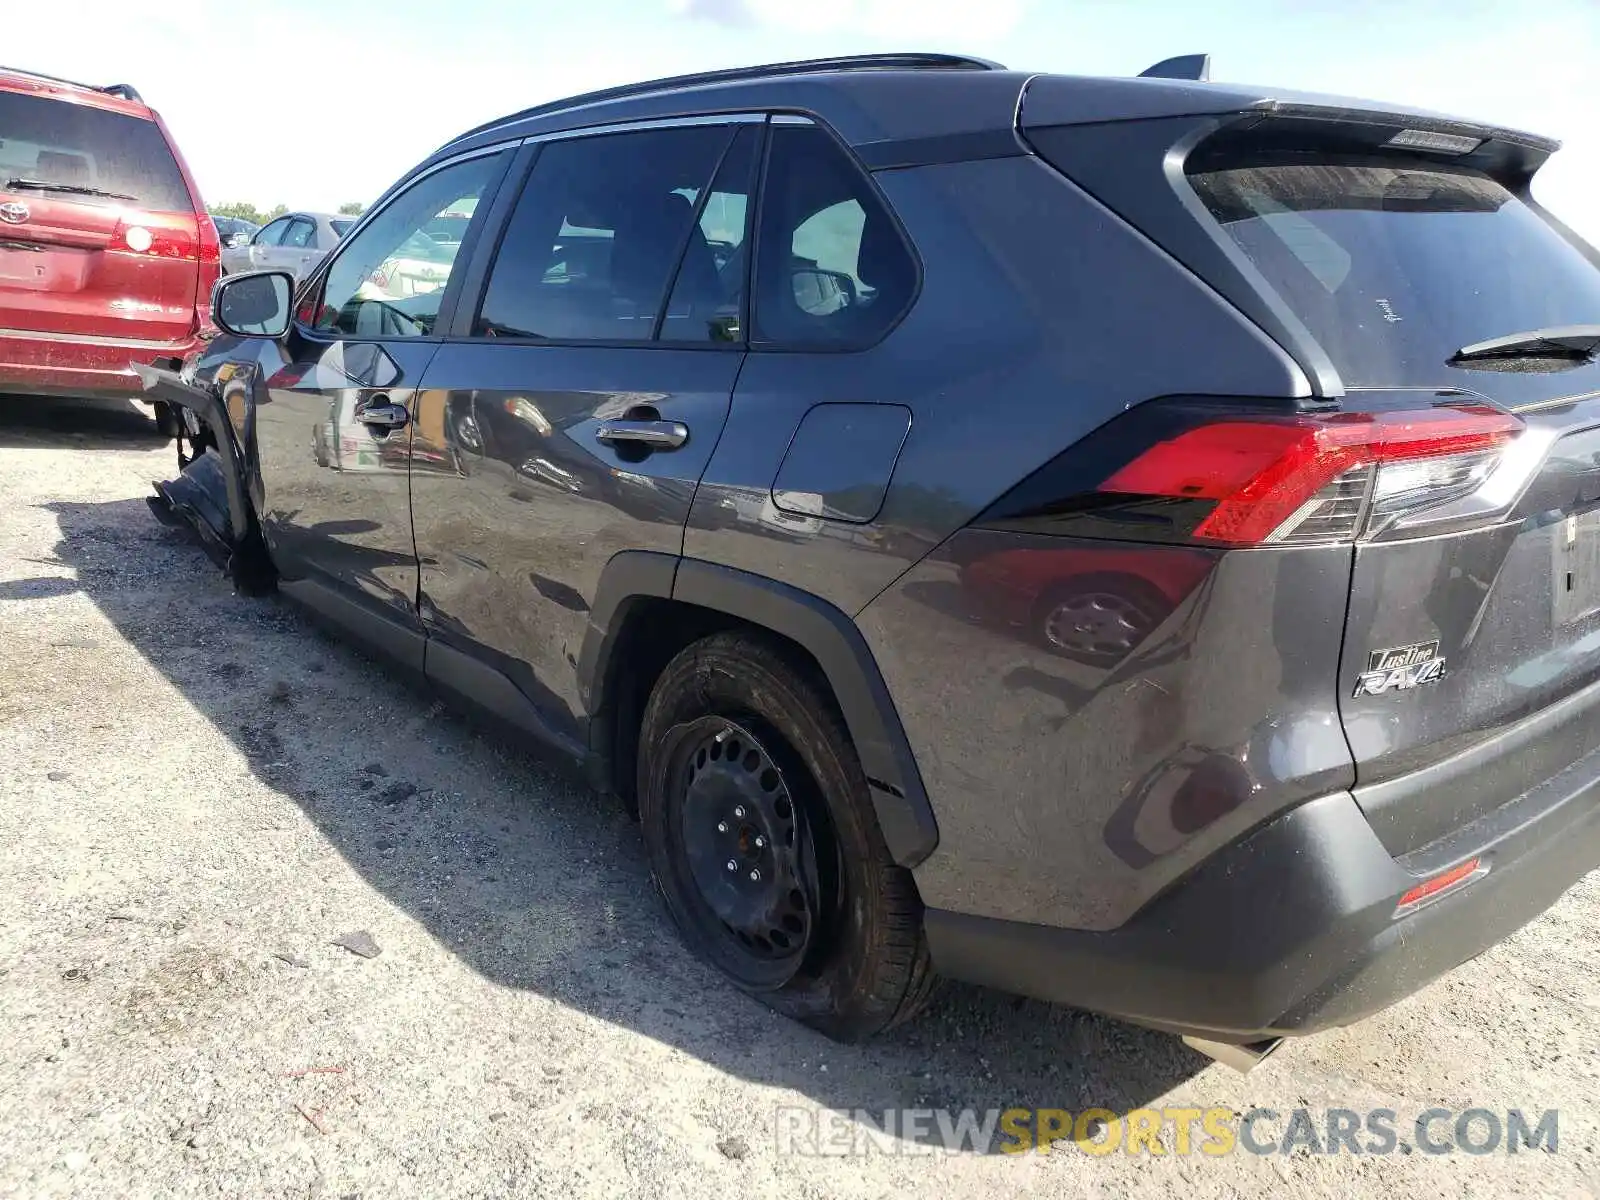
[0,64,145,104]
[442,52,1005,149]
[1139,53,1211,82]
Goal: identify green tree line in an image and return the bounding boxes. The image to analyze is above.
[209,201,366,225]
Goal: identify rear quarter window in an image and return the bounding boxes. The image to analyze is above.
[0,90,190,211]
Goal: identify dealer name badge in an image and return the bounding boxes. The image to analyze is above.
[1354,640,1445,697]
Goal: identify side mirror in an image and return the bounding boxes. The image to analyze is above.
[213,270,293,339]
[791,267,857,316]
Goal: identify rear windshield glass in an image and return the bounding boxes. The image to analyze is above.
[0,90,189,211]
[1188,157,1600,395]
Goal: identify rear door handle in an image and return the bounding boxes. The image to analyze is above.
[595,419,688,450]
[359,396,410,431]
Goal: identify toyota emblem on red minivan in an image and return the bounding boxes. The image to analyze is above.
[0,202,28,224]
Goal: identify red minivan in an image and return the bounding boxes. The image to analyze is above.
[0,66,218,402]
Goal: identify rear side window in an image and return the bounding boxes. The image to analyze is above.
[0,90,189,211]
[474,125,735,341]
[661,124,759,343]
[752,124,916,347]
[1188,156,1600,390]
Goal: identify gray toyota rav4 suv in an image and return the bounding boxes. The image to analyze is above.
[145,52,1600,1068]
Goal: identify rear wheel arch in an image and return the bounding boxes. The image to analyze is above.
[580,554,939,868]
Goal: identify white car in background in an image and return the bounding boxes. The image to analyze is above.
[368,230,459,297]
[221,211,353,279]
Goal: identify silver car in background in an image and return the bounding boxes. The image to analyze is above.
[220,211,353,279]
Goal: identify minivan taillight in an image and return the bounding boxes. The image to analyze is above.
[978,400,1525,548]
[196,215,221,266]
[110,212,200,261]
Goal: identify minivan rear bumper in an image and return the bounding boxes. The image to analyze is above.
[925,758,1600,1042]
[0,327,201,398]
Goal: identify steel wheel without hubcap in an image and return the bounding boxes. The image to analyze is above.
[638,632,936,1040]
[665,715,823,990]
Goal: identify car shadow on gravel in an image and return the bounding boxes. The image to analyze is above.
[30,486,1209,1153]
[0,394,162,449]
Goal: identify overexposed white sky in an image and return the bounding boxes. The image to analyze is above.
[12,0,1600,241]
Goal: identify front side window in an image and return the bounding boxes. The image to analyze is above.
[255,217,290,246]
[474,125,736,341]
[313,153,502,338]
[751,124,917,347]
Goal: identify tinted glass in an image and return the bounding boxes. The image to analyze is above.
[314,153,501,338]
[281,218,315,248]
[661,124,758,343]
[0,91,189,211]
[424,214,469,245]
[256,218,290,246]
[474,125,734,341]
[331,219,354,237]
[1190,157,1600,396]
[752,124,916,347]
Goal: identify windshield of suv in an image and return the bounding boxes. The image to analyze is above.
[0,90,189,211]
[1188,157,1600,402]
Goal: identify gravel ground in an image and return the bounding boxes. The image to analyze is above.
[1,394,1598,1199]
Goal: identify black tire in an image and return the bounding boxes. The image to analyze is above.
[152,400,184,440]
[637,631,936,1041]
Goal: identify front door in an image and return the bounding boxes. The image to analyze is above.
[250,151,511,666]
[411,121,761,742]
[245,216,291,273]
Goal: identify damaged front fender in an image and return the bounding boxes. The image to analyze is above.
[136,361,276,594]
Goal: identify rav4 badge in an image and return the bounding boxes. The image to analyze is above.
[1354,640,1446,696]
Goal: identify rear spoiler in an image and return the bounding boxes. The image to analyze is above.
[1022,70,1559,178]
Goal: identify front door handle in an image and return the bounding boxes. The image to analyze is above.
[595,419,688,450]
[359,396,410,431]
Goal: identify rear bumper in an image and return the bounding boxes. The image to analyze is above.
[0,328,201,398]
[926,759,1600,1041]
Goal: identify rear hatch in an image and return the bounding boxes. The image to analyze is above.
[1026,95,1600,854]
[0,86,202,342]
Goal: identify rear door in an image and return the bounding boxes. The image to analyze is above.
[1185,138,1600,849]
[249,151,511,667]
[409,119,759,741]
[0,86,199,342]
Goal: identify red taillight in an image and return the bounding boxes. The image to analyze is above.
[196,215,221,266]
[110,212,200,261]
[1102,406,1521,546]
[978,399,1527,548]
[1394,856,1485,916]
